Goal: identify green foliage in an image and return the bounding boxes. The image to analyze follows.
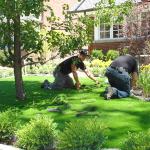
[21,21,43,54]
[0,109,19,144]
[0,51,10,66]
[57,118,107,150]
[91,67,102,77]
[0,0,45,60]
[92,49,104,60]
[90,59,112,76]
[138,65,150,97]
[16,116,57,150]
[47,30,83,57]
[91,59,112,68]
[91,66,106,77]
[122,130,150,150]
[106,49,119,60]
[47,6,94,57]
[96,0,134,24]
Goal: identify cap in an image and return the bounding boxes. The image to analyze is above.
[79,49,90,56]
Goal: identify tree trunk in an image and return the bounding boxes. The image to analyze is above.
[13,14,26,100]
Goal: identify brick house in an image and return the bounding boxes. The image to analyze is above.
[69,0,150,54]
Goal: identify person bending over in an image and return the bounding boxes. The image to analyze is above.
[104,54,138,100]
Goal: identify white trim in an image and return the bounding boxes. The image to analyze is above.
[110,25,113,39]
[94,38,126,43]
[94,23,124,41]
[94,26,100,41]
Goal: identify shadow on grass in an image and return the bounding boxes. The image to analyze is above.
[0,80,104,111]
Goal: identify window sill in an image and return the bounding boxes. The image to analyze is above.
[94,38,127,43]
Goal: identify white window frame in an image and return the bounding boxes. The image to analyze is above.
[94,23,126,42]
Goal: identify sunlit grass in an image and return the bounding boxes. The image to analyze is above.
[0,76,150,148]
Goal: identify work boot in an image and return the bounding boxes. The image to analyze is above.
[104,86,116,100]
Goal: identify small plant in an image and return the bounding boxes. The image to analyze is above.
[92,49,104,60]
[57,118,107,150]
[16,116,57,150]
[106,49,119,60]
[0,109,18,144]
[122,130,150,150]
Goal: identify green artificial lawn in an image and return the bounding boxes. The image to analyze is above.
[0,76,150,148]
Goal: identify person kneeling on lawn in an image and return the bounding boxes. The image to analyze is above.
[104,54,138,100]
[41,50,99,90]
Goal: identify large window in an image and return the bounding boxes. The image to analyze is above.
[97,23,124,40]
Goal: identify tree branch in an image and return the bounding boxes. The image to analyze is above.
[21,51,36,60]
[22,52,59,67]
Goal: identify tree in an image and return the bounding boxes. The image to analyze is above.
[123,1,150,55]
[0,0,45,100]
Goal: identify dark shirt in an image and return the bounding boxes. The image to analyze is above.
[110,54,138,74]
[57,56,86,75]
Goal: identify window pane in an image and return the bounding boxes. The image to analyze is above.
[113,31,118,38]
[105,32,110,38]
[100,32,105,39]
[100,24,105,31]
[113,25,118,30]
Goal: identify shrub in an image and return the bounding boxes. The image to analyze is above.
[0,109,18,144]
[24,62,56,75]
[138,65,150,97]
[92,49,104,60]
[91,59,112,68]
[0,67,14,78]
[57,118,107,150]
[106,49,119,60]
[122,130,150,150]
[16,116,57,150]
[90,59,112,77]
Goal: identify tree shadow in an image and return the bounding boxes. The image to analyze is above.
[0,80,102,111]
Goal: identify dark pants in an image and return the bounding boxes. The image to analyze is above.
[105,67,131,98]
[50,68,74,90]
